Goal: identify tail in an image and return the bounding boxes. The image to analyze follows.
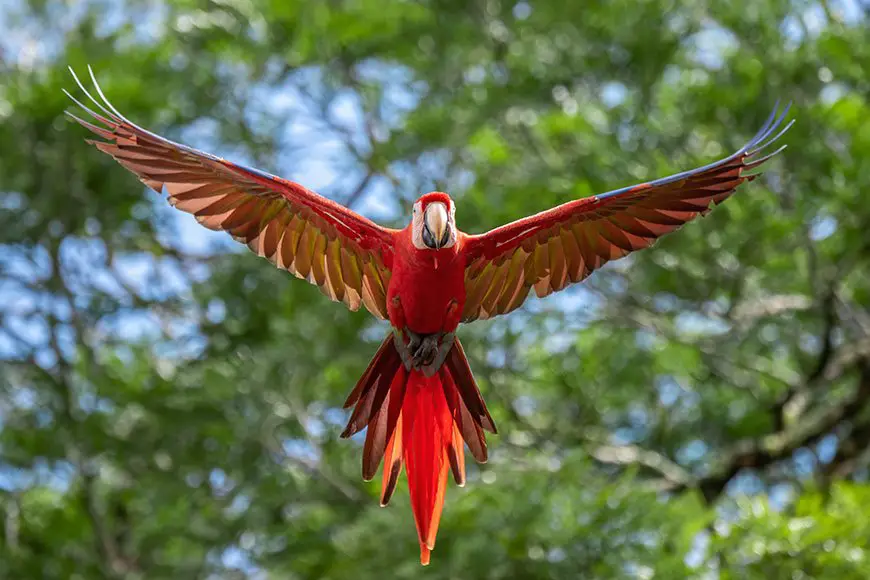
[341,334,497,565]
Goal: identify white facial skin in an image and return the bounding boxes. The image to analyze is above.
[411,200,457,250]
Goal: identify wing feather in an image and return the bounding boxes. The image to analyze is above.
[461,103,793,322]
[66,67,396,319]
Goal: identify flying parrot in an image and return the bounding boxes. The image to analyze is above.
[65,67,792,565]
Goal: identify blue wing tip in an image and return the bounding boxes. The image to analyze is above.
[594,100,794,201]
[64,64,116,122]
[745,100,795,159]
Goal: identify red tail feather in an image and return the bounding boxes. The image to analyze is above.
[403,372,453,563]
[343,335,496,565]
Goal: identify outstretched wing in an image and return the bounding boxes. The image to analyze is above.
[460,103,793,322]
[65,67,396,319]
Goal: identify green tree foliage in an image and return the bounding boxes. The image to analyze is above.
[2,0,870,578]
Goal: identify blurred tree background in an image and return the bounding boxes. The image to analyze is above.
[2,0,870,578]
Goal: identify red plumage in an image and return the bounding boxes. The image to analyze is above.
[65,67,792,565]
[342,334,493,564]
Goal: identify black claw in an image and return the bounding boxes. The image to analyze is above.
[393,329,456,375]
[411,335,439,368]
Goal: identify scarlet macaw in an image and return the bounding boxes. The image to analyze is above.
[65,67,792,564]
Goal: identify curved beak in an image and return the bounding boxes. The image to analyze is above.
[424,202,449,249]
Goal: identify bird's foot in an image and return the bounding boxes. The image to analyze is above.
[413,334,441,368]
[395,329,455,377]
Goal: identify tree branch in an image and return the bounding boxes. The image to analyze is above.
[694,361,870,504]
[821,418,870,480]
[583,353,870,504]
[590,444,694,491]
[772,289,838,430]
[729,293,812,327]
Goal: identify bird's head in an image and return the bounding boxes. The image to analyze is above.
[411,192,456,251]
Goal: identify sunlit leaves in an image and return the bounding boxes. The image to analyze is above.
[2,0,870,578]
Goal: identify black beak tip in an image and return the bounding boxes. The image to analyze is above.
[421,222,451,250]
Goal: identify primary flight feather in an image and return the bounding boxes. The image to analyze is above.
[65,66,792,565]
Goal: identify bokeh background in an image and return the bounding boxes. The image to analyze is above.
[2,0,870,578]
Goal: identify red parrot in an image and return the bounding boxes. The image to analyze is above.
[65,67,792,565]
